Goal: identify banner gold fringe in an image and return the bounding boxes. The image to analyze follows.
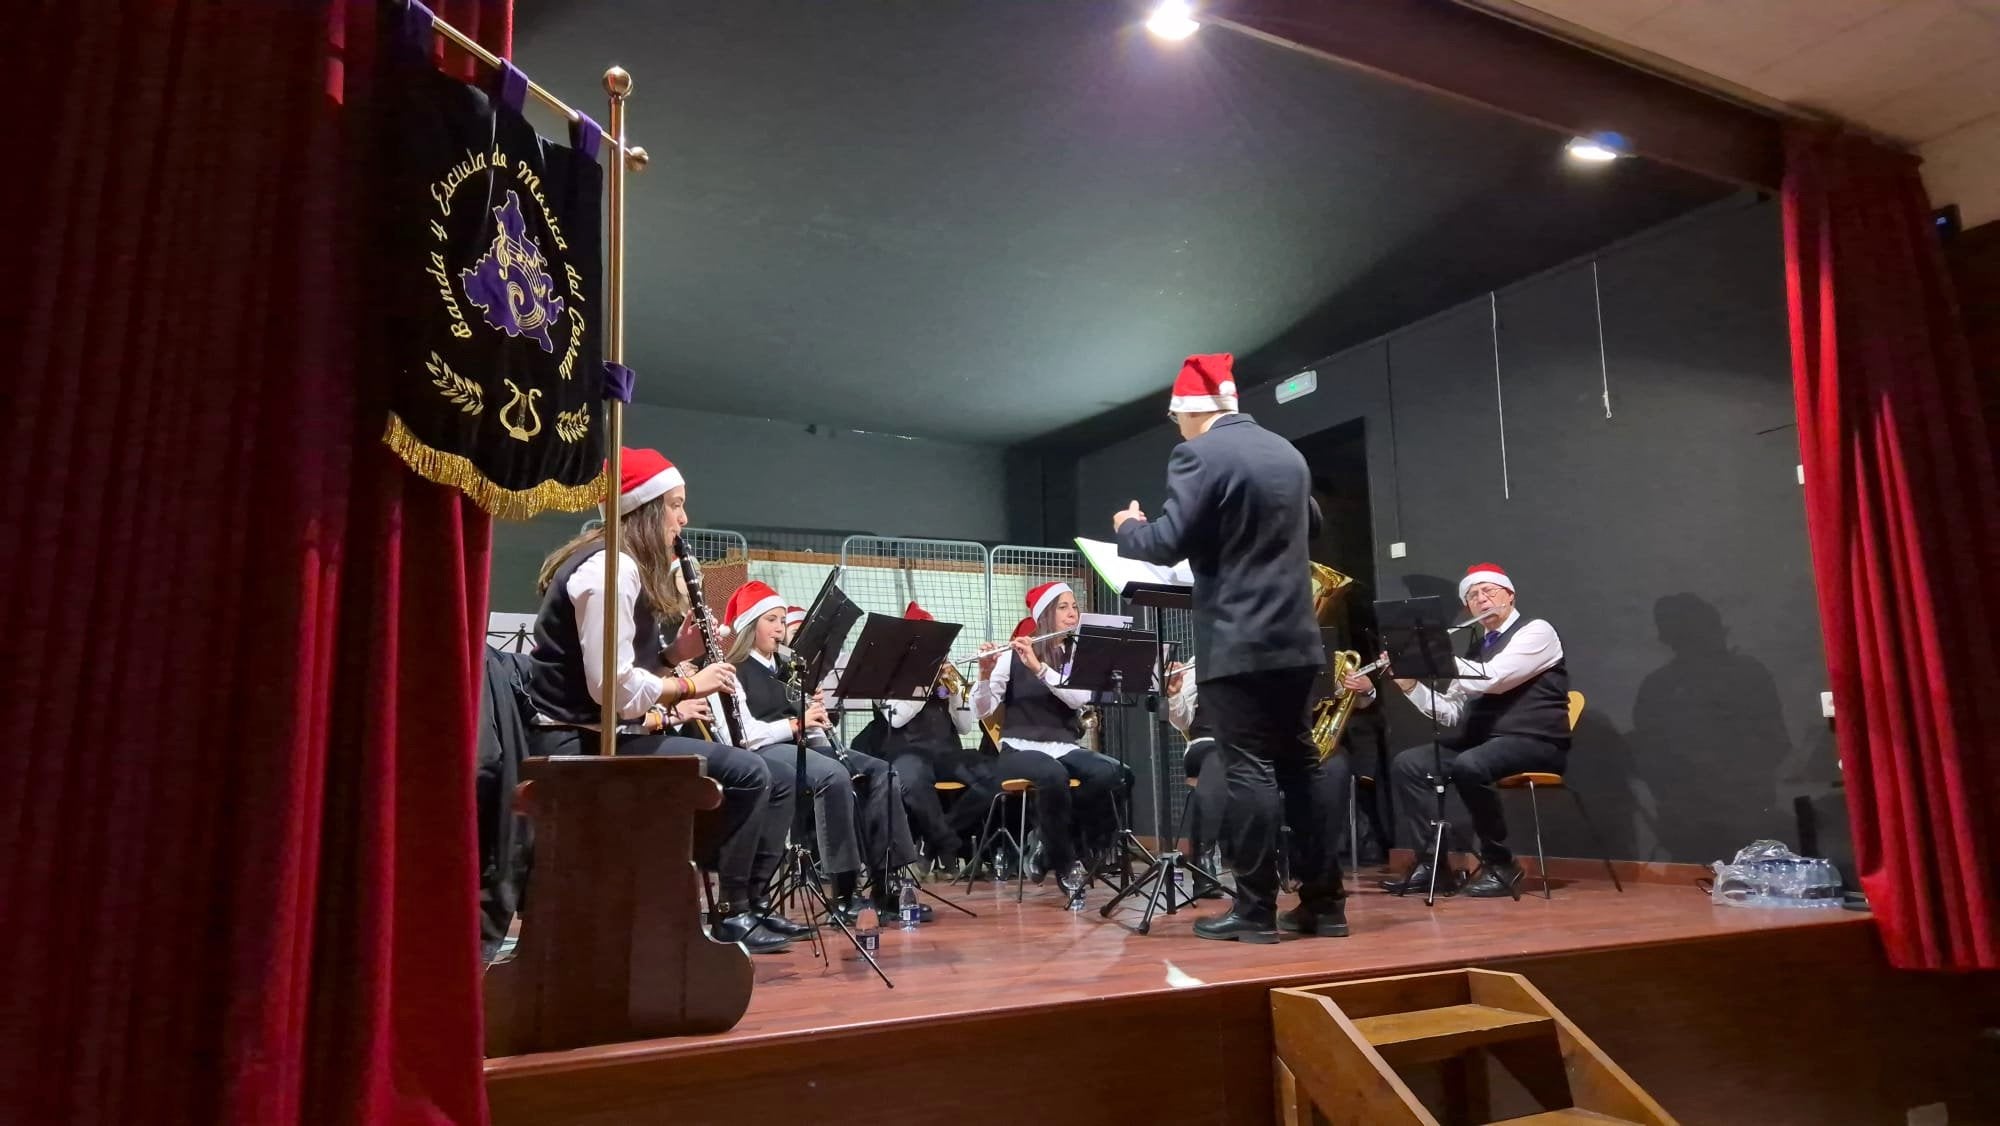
[383,413,605,520]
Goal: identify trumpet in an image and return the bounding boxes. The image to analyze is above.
[933,657,972,707]
[949,625,1081,668]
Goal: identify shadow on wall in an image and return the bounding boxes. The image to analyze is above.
[1628,592,1796,863]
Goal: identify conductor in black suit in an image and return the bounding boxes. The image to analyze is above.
[1113,353,1347,943]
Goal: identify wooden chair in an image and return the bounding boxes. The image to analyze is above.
[963,777,1080,900]
[1494,690,1623,898]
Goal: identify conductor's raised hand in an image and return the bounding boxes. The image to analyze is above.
[1112,499,1147,531]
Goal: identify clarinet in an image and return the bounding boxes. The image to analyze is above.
[780,647,847,763]
[671,534,746,746]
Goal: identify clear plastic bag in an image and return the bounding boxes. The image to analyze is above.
[1710,840,1844,909]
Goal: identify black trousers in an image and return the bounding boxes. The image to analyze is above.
[888,745,985,860]
[948,746,1116,873]
[1389,735,1567,866]
[1204,668,1344,918]
[526,727,782,906]
[1061,748,1127,856]
[756,743,918,879]
[1181,737,1228,862]
[1319,741,1387,862]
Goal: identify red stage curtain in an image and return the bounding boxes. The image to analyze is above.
[5,1,506,1121]
[1783,125,2000,971]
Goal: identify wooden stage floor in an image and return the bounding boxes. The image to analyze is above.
[485,866,2000,1125]
[631,867,1849,1048]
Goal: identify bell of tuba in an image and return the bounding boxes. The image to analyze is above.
[1309,560,1354,625]
[1310,649,1365,762]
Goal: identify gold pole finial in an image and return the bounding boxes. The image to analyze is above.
[603,66,633,98]
[625,145,651,172]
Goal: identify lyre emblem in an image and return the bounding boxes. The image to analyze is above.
[499,379,543,441]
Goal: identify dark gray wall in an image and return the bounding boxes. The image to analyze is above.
[1076,199,1838,865]
[489,401,1011,614]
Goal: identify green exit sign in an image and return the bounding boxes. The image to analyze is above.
[1276,370,1318,404]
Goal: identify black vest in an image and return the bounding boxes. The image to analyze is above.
[735,654,798,726]
[1001,659,1083,745]
[523,545,669,726]
[877,690,961,757]
[1454,615,1570,747]
[1185,703,1216,744]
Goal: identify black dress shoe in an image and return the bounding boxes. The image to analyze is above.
[1462,862,1525,899]
[825,897,864,927]
[1379,863,1460,897]
[1190,877,1227,901]
[1192,909,1280,944]
[752,902,815,938]
[713,911,792,954]
[1277,901,1351,938]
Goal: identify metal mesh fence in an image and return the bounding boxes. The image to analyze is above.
[989,545,1100,631]
[836,536,992,746]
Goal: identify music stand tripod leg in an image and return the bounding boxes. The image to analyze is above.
[791,743,894,988]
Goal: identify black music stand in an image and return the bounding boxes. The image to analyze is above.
[1057,625,1156,895]
[833,613,978,922]
[763,569,897,986]
[1377,596,1490,907]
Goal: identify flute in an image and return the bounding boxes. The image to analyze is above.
[949,625,1081,668]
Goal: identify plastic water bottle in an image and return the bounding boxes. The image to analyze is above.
[1066,861,1088,911]
[854,904,880,953]
[993,850,1011,886]
[899,880,922,929]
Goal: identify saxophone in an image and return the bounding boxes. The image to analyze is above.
[1310,651,1390,762]
[670,535,746,746]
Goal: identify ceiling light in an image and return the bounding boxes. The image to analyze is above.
[1146,0,1200,40]
[1566,132,1629,163]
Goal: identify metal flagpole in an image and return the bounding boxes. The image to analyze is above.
[597,66,633,756]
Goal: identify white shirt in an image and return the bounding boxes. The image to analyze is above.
[707,650,799,751]
[1166,675,1198,734]
[970,650,1092,759]
[885,690,978,736]
[1403,610,1564,727]
[567,548,666,721]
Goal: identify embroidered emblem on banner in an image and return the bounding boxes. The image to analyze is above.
[378,14,606,520]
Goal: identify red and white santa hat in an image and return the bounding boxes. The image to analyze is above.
[1010,616,1037,641]
[1168,353,1238,415]
[1458,563,1515,602]
[722,580,787,636]
[1026,581,1071,622]
[904,601,933,621]
[605,446,684,516]
[783,606,807,627]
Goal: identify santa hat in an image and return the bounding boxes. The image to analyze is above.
[1168,353,1238,415]
[1010,616,1036,641]
[1458,563,1515,602]
[903,601,933,621]
[722,580,787,636]
[783,606,806,627]
[1026,581,1071,622]
[605,447,683,516]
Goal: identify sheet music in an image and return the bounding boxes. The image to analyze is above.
[1075,537,1194,591]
